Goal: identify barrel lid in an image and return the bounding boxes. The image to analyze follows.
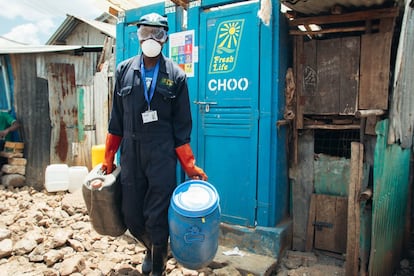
[171,180,219,218]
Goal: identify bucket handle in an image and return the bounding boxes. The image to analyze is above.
[184,225,205,243]
[86,177,105,190]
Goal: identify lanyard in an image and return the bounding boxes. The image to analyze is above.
[140,58,160,108]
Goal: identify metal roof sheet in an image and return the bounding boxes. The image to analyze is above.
[46,15,116,45]
[0,36,28,47]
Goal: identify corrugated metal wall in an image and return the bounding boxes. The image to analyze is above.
[37,52,97,86]
[369,119,411,275]
[65,24,110,45]
[11,50,111,189]
[388,2,414,148]
[11,54,51,190]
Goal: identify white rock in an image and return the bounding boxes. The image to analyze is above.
[0,228,11,240]
[59,255,86,276]
[13,237,37,255]
[0,239,13,258]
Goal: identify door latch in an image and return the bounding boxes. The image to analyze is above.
[193,101,217,113]
[313,221,333,231]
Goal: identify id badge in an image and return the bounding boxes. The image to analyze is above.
[142,110,158,124]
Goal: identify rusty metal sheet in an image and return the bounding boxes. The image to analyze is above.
[37,52,98,86]
[47,63,78,164]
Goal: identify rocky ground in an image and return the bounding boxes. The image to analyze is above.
[0,185,240,275]
[1,183,410,276]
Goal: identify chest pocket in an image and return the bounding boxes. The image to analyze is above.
[118,85,132,97]
[157,87,176,101]
[117,59,140,97]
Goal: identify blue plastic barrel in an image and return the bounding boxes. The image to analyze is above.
[168,180,220,270]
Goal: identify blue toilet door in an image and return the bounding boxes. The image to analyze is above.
[197,2,260,226]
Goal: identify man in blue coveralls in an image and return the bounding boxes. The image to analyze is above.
[101,13,208,276]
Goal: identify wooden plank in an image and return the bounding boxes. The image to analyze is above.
[304,124,360,130]
[335,197,348,253]
[314,194,348,253]
[379,18,395,33]
[340,36,360,115]
[290,25,379,36]
[295,36,304,129]
[305,193,317,251]
[302,39,317,114]
[289,7,398,27]
[316,38,341,114]
[292,130,314,250]
[346,142,364,276]
[355,109,385,118]
[359,32,392,110]
[314,194,336,251]
[293,36,303,163]
[365,116,378,136]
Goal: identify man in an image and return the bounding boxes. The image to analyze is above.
[101,13,207,276]
[0,111,20,150]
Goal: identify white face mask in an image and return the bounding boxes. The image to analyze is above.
[141,39,162,58]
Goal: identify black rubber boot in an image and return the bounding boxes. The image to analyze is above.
[142,249,152,275]
[151,244,168,276]
[138,234,152,275]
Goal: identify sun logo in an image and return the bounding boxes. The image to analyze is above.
[209,19,244,74]
[217,21,242,54]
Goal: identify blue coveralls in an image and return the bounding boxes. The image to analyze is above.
[108,54,192,247]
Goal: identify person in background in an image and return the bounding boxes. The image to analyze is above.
[101,13,207,276]
[0,111,20,151]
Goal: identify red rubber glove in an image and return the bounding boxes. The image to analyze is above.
[101,133,122,174]
[175,143,208,181]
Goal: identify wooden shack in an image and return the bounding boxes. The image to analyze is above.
[292,7,396,133]
[285,2,411,275]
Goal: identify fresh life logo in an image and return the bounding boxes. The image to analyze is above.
[209,19,244,74]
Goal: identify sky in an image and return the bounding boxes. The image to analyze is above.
[0,0,108,45]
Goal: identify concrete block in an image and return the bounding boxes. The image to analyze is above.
[8,158,27,166]
[2,164,26,175]
[1,174,26,187]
